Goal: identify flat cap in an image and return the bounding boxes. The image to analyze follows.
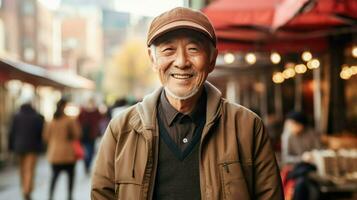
[147,7,216,47]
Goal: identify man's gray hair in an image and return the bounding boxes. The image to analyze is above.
[149,45,157,63]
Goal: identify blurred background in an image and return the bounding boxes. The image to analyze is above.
[0,0,356,199]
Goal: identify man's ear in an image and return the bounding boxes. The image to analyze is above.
[148,48,158,72]
[148,48,154,63]
[208,48,218,73]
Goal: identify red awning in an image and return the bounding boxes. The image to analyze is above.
[204,0,281,29]
[204,0,309,30]
[203,0,357,53]
[280,0,357,30]
[203,0,311,52]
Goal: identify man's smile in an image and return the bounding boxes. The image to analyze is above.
[170,73,194,79]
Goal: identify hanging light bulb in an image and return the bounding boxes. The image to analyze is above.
[282,63,295,78]
[311,59,320,69]
[302,51,312,62]
[223,53,235,64]
[283,67,296,79]
[245,53,256,64]
[272,72,284,83]
[270,52,281,64]
[352,46,357,58]
[307,58,320,69]
[295,64,307,74]
[340,66,352,80]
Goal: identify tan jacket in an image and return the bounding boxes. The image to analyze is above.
[43,116,81,164]
[91,82,283,200]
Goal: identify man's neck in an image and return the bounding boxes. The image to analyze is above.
[165,88,203,114]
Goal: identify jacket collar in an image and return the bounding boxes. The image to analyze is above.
[204,81,223,125]
[134,81,222,131]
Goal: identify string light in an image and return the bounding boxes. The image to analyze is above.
[283,67,296,79]
[272,72,284,83]
[307,59,320,69]
[295,64,307,74]
[245,53,256,64]
[223,53,235,64]
[340,65,357,79]
[270,52,281,64]
[340,66,352,80]
[302,51,312,62]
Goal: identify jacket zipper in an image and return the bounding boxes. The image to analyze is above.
[223,163,230,173]
[221,160,241,173]
[148,129,158,200]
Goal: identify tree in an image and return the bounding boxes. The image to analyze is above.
[103,38,158,104]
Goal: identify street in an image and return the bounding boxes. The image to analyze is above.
[0,156,91,200]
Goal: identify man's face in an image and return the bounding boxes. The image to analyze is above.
[149,29,217,100]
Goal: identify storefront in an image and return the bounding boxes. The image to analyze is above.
[0,58,94,164]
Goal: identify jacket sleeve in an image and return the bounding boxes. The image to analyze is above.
[91,122,117,200]
[253,118,284,200]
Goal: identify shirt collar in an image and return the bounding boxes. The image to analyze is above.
[160,90,180,126]
[159,89,207,126]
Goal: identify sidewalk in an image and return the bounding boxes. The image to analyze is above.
[0,156,91,200]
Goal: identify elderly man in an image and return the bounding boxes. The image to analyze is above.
[91,7,283,200]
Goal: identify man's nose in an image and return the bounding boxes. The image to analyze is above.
[173,48,190,68]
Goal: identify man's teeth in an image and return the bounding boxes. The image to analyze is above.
[171,74,192,79]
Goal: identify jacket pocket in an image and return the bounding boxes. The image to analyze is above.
[219,161,251,200]
[114,131,148,200]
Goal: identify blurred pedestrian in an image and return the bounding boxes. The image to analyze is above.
[98,107,111,137]
[43,98,81,200]
[8,101,44,200]
[281,111,322,165]
[92,7,283,199]
[78,97,102,174]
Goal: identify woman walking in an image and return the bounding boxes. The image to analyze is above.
[43,98,81,200]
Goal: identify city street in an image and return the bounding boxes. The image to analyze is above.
[0,0,357,200]
[0,156,91,200]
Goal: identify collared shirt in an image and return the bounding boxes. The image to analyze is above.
[157,90,206,152]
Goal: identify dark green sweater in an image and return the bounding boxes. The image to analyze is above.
[153,111,205,200]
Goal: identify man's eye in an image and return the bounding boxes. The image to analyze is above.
[188,47,199,51]
[162,48,174,52]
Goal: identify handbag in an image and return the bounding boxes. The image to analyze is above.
[67,121,85,160]
[72,140,85,160]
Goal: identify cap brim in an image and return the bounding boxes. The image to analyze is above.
[148,20,214,46]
